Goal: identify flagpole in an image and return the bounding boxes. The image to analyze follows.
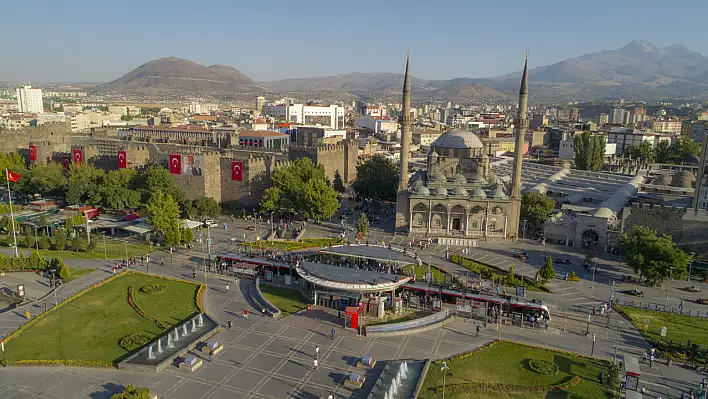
[5,169,18,257]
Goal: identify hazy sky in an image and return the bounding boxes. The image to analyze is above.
[2,0,707,83]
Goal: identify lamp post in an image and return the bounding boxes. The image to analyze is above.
[667,266,675,299]
[688,252,696,281]
[441,361,450,399]
[522,219,527,243]
[613,320,624,366]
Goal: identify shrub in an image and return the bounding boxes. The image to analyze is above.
[140,284,166,294]
[56,258,71,281]
[71,236,88,252]
[119,333,153,351]
[38,236,51,250]
[528,358,559,375]
[111,384,151,399]
[53,229,67,250]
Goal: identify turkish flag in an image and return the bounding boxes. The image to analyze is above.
[169,154,182,175]
[29,146,37,161]
[6,170,20,183]
[231,161,243,181]
[72,149,83,164]
[117,150,127,169]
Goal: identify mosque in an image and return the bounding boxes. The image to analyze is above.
[394,54,529,240]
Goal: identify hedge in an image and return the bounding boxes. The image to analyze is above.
[127,286,167,329]
[0,251,63,273]
[6,359,114,368]
[119,332,153,351]
[450,254,551,292]
[528,358,559,375]
[139,284,166,294]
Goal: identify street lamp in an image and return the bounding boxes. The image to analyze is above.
[667,266,675,299]
[613,320,624,366]
[441,361,450,399]
[522,220,527,243]
[688,252,696,281]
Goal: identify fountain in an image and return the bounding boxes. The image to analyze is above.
[183,323,188,336]
[167,334,174,349]
[198,314,204,327]
[384,393,389,399]
[174,328,180,341]
[157,338,163,354]
[191,318,197,332]
[388,378,398,397]
[148,345,155,360]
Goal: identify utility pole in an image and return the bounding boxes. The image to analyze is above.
[85,216,90,245]
[613,321,624,365]
[124,241,128,267]
[103,236,107,260]
[441,361,449,399]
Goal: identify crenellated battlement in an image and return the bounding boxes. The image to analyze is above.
[630,202,688,214]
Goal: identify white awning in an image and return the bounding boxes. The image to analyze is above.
[295,265,412,293]
[121,223,154,235]
[181,219,203,229]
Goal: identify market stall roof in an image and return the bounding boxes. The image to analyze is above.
[120,223,153,235]
[181,219,203,229]
[296,261,411,293]
[317,244,416,265]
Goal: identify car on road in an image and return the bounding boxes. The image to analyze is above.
[204,219,218,228]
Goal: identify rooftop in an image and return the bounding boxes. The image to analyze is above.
[318,244,416,264]
[297,261,412,293]
[239,130,289,138]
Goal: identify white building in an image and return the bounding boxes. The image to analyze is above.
[262,103,344,129]
[363,105,387,117]
[651,119,682,135]
[189,103,219,115]
[606,130,671,155]
[354,116,398,134]
[16,85,44,114]
[610,108,625,125]
[558,138,617,160]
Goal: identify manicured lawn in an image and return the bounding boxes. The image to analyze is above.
[5,272,200,363]
[419,341,613,399]
[67,268,95,281]
[452,254,550,293]
[258,284,309,316]
[615,304,708,346]
[365,309,431,326]
[405,264,449,283]
[36,241,154,260]
[245,238,343,251]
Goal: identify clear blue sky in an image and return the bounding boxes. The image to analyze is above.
[2,0,707,83]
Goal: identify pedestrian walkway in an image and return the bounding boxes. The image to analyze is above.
[0,268,111,340]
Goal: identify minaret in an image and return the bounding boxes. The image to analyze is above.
[398,51,412,191]
[395,51,412,232]
[510,52,529,199]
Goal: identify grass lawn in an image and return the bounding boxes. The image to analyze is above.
[34,241,154,260]
[258,284,309,316]
[245,238,343,251]
[452,255,550,293]
[614,304,708,346]
[5,272,200,363]
[405,264,449,283]
[419,341,613,399]
[66,268,95,282]
[365,309,431,326]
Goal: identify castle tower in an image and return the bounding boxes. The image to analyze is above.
[395,52,412,232]
[507,52,529,239]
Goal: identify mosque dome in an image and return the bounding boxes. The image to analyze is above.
[453,187,468,196]
[472,188,487,199]
[473,174,487,184]
[434,186,449,196]
[453,174,467,183]
[431,129,484,150]
[432,173,447,183]
[416,185,430,195]
[491,182,507,199]
[487,174,498,184]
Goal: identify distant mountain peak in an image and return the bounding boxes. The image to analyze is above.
[621,39,661,54]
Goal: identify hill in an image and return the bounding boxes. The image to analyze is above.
[91,57,261,97]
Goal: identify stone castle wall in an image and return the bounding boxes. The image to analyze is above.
[288,139,358,183]
[623,203,686,241]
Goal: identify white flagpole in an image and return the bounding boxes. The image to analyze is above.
[6,169,18,257]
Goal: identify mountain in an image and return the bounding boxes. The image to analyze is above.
[92,57,261,96]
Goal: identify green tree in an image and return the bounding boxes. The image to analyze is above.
[110,384,151,399]
[132,166,185,205]
[656,136,702,164]
[0,152,26,172]
[352,155,399,201]
[507,265,515,282]
[56,258,71,281]
[180,228,194,244]
[520,192,555,227]
[655,140,672,164]
[38,214,48,227]
[24,232,35,249]
[101,169,141,209]
[573,132,606,171]
[259,158,339,220]
[188,197,221,220]
[539,256,556,281]
[53,229,67,250]
[143,190,181,245]
[332,170,346,193]
[17,163,67,199]
[356,213,369,237]
[66,164,105,205]
[620,225,692,284]
[38,231,51,250]
[70,235,88,252]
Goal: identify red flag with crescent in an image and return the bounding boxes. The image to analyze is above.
[6,170,20,183]
[72,149,83,164]
[232,161,243,181]
[29,145,37,161]
[117,150,127,169]
[169,154,182,175]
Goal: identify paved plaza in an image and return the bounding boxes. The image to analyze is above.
[0,215,706,398]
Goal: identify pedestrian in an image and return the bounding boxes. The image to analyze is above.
[680,299,685,312]
[641,385,646,394]
[226,284,229,292]
[650,354,654,367]
[476,325,480,338]
[193,270,197,279]
[315,345,320,359]
[328,394,334,399]
[244,309,248,319]
[642,351,648,363]
[331,327,335,340]
[227,320,232,329]
[313,358,318,370]
[209,352,213,362]
[262,308,266,317]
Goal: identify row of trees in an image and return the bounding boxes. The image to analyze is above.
[573,133,702,172]
[620,225,692,285]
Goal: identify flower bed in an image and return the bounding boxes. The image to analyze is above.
[6,359,114,368]
[140,284,166,294]
[528,359,559,375]
[119,332,153,351]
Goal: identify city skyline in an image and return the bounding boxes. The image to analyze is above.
[2,0,708,83]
